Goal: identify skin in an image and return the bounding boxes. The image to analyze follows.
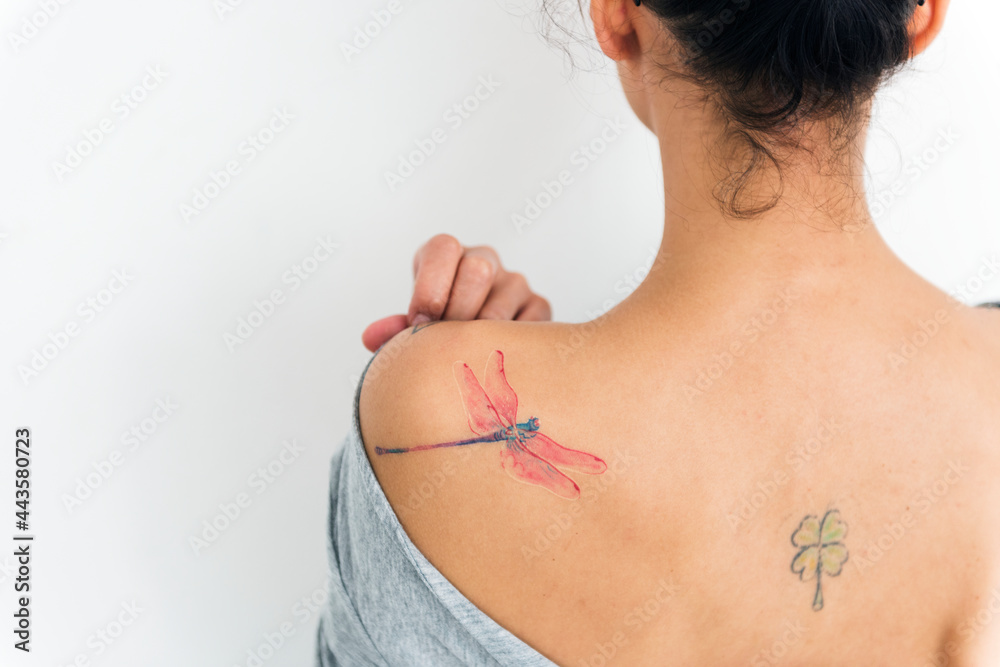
[360,0,1000,664]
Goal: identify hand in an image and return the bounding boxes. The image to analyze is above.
[362,234,551,352]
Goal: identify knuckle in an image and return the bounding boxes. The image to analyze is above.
[461,255,495,285]
[530,296,552,319]
[473,245,501,265]
[425,296,448,317]
[507,272,529,290]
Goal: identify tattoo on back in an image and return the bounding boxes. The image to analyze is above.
[375,349,607,499]
[411,320,441,334]
[790,509,849,611]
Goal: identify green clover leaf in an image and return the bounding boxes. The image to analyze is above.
[790,509,848,610]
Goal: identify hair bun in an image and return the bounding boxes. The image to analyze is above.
[648,0,917,128]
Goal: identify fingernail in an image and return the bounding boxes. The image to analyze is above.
[411,313,431,326]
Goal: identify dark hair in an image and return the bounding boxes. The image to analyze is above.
[551,0,922,217]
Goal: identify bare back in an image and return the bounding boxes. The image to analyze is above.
[360,286,1000,666]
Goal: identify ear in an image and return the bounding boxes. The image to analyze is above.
[909,0,951,57]
[591,0,641,62]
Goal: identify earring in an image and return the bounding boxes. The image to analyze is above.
[917,0,925,4]
[634,0,641,5]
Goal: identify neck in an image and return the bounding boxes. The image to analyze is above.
[614,89,922,320]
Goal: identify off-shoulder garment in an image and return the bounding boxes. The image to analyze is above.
[314,352,556,667]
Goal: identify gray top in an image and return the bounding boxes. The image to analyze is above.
[314,354,556,667]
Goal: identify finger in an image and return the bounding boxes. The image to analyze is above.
[515,295,552,321]
[362,314,410,352]
[477,272,532,321]
[442,250,499,320]
[409,234,464,324]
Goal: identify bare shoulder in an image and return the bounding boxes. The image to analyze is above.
[356,317,617,562]
[358,320,475,444]
[357,318,586,516]
[358,319,564,457]
[360,321,475,462]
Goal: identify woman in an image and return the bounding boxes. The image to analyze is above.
[318,0,1000,664]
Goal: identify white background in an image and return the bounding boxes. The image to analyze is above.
[0,0,997,666]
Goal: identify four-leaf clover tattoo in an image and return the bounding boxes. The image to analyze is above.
[790,509,849,611]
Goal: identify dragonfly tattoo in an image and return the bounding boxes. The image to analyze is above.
[375,349,607,499]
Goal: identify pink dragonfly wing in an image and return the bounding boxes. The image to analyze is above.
[455,350,607,499]
[522,432,607,475]
[500,447,580,500]
[453,361,506,436]
[483,350,518,428]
